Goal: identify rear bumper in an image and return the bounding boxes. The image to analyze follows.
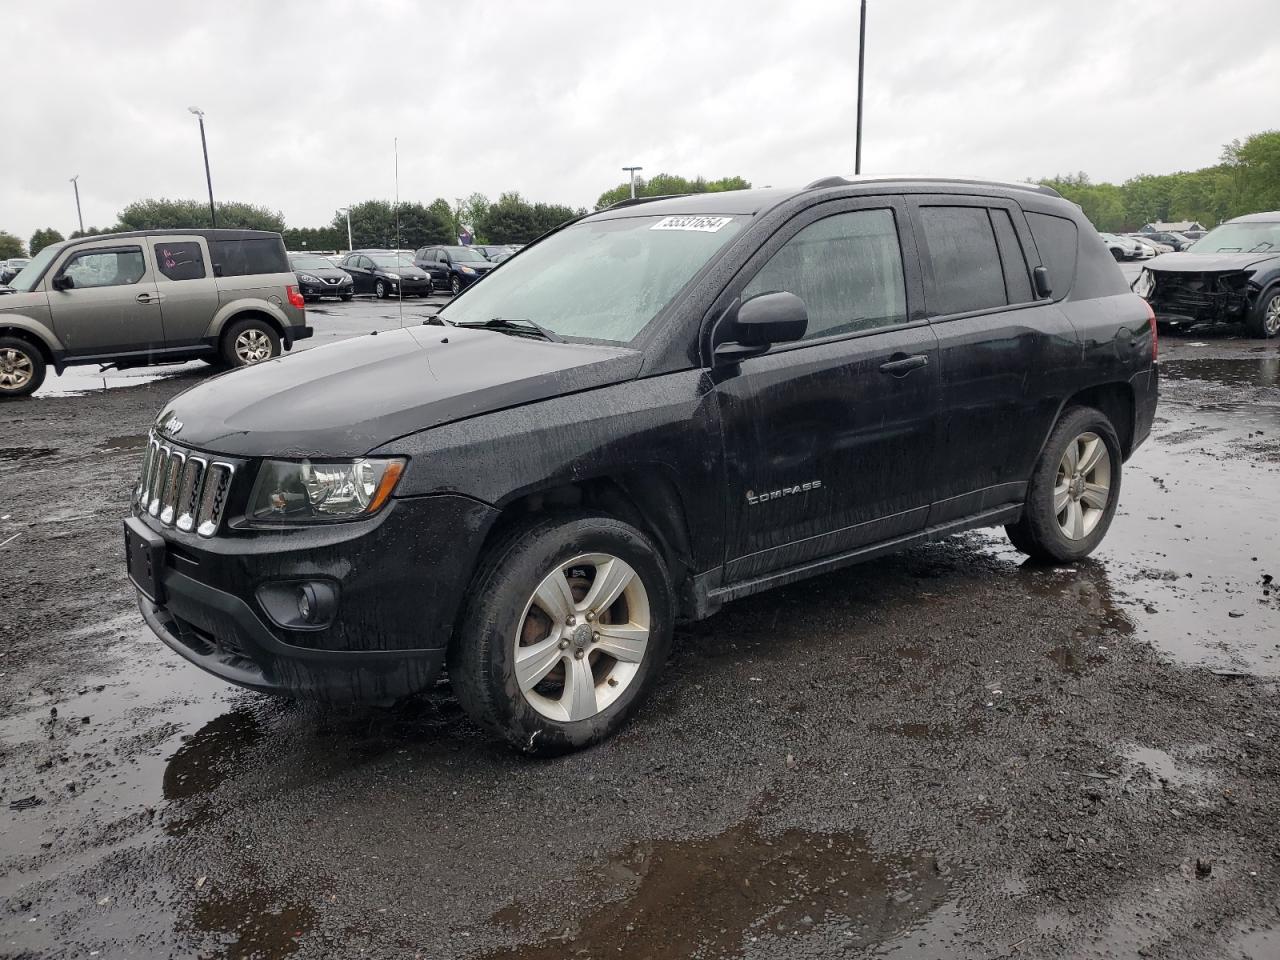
[1130,365,1158,455]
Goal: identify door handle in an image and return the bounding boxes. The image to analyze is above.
[879,353,929,375]
[136,293,159,304]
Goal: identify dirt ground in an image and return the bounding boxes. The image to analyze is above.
[1,297,1278,959]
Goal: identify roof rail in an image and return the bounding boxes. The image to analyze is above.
[803,175,1062,199]
[601,193,691,211]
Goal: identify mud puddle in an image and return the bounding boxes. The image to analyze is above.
[482,821,964,959]
[34,362,209,397]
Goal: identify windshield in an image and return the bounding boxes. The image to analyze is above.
[447,247,490,263]
[289,256,334,270]
[371,254,416,268]
[7,243,62,292]
[1187,221,1280,254]
[439,214,743,343]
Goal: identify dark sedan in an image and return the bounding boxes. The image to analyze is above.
[414,245,496,295]
[289,254,354,301]
[339,252,433,298]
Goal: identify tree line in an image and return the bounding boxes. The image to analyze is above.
[1039,130,1280,232]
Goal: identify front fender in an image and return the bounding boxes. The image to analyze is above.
[0,314,66,371]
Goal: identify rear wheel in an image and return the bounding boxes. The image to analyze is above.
[449,513,674,755]
[1245,288,1280,339]
[0,336,45,398]
[1005,406,1122,563]
[221,318,281,368]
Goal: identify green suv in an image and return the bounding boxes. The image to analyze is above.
[0,229,311,397]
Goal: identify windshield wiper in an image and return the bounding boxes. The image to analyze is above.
[450,317,563,342]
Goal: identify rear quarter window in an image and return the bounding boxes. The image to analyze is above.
[210,238,289,277]
[1025,212,1078,299]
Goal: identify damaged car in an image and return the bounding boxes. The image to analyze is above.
[1134,211,1280,338]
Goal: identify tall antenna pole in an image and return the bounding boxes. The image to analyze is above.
[394,137,404,321]
[855,0,867,174]
[70,176,84,234]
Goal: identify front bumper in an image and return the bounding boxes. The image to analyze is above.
[125,492,499,702]
[390,278,433,295]
[299,280,352,297]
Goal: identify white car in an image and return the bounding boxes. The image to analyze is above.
[1126,234,1173,256]
[1098,232,1142,261]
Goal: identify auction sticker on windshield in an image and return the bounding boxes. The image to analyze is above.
[650,215,734,232]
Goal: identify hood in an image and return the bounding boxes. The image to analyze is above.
[377,266,429,279]
[295,266,350,280]
[1147,251,1280,273]
[156,326,642,458]
[455,261,494,272]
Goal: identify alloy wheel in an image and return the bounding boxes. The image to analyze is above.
[233,329,273,365]
[1054,431,1111,540]
[1265,294,1280,336]
[513,553,651,722]
[0,347,35,391]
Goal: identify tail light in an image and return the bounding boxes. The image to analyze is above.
[1144,300,1157,360]
[286,284,306,310]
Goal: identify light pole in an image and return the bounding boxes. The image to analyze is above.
[622,166,643,200]
[69,175,84,234]
[855,0,867,174]
[187,107,217,228]
[338,206,353,251]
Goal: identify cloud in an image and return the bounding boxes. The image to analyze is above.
[1,0,1276,240]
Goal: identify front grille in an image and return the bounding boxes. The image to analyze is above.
[136,434,236,538]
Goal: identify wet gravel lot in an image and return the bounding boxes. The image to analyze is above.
[2,287,1279,959]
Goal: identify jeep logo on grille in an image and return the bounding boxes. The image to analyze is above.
[746,480,822,505]
[158,416,184,437]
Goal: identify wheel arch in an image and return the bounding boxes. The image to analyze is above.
[0,323,62,371]
[1054,381,1136,458]
[215,308,286,348]
[208,299,290,344]
[474,469,699,619]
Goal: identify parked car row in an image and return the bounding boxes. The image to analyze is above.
[286,244,522,300]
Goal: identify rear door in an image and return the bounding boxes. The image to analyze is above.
[46,243,164,357]
[713,197,942,582]
[148,235,217,347]
[909,195,1080,524]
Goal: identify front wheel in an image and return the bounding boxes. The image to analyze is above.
[0,336,46,398]
[450,276,462,296]
[1005,406,1122,563]
[375,279,388,299]
[449,514,674,755]
[1245,288,1280,339]
[340,294,354,302]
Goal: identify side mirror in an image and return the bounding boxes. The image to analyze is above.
[51,274,74,291]
[1032,265,1052,299]
[713,291,808,366]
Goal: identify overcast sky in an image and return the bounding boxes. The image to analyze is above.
[2,0,1277,242]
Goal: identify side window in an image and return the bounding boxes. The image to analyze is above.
[742,208,908,341]
[1025,212,1079,297]
[918,206,1006,315]
[153,242,206,281]
[208,238,287,276]
[989,209,1033,303]
[61,248,146,289]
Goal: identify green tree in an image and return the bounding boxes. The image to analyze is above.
[69,227,113,240]
[475,193,582,244]
[282,226,344,251]
[0,231,26,259]
[461,192,490,241]
[331,200,453,250]
[117,198,285,232]
[595,173,752,210]
[29,228,65,255]
[1221,131,1280,217]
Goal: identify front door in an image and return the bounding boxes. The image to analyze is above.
[148,235,218,347]
[713,198,942,582]
[46,243,164,358]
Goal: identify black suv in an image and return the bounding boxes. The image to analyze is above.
[124,177,1157,754]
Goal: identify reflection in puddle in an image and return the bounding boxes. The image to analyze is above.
[0,445,59,464]
[164,709,262,801]
[1119,744,1212,791]
[189,887,316,959]
[1161,356,1280,389]
[483,822,954,959]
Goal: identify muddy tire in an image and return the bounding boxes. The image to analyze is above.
[1244,287,1280,339]
[1005,406,1122,563]
[220,318,280,368]
[0,336,46,398]
[449,513,674,755]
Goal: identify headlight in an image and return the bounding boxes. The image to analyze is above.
[298,273,320,283]
[383,272,401,281]
[1132,269,1155,299]
[459,265,475,275]
[248,457,406,522]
